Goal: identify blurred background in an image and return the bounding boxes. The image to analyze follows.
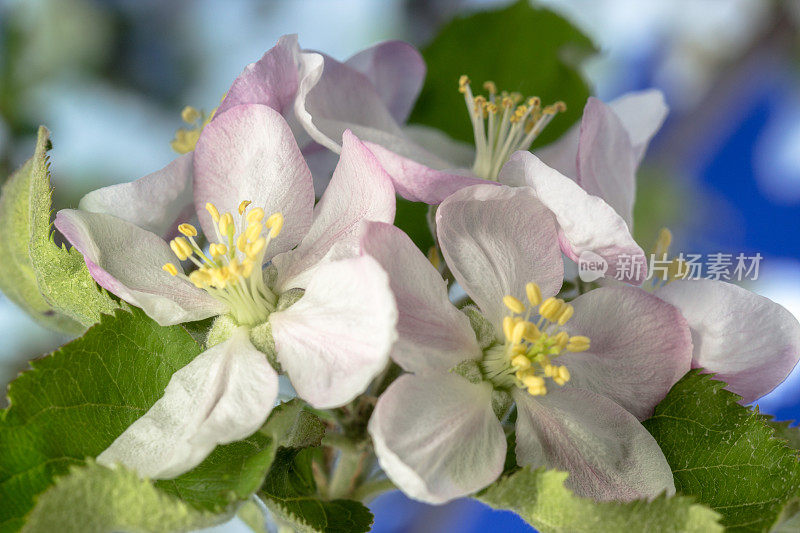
[1,0,799,531]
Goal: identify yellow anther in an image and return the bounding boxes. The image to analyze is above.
[266,212,284,239]
[486,102,498,114]
[219,213,234,236]
[501,96,514,108]
[483,80,497,94]
[528,384,547,396]
[458,75,470,93]
[503,295,525,314]
[247,237,266,258]
[539,297,564,322]
[210,243,228,258]
[557,304,574,326]
[511,321,527,345]
[427,247,441,270]
[654,227,673,256]
[238,200,252,215]
[170,237,193,261]
[162,263,178,276]
[502,316,515,341]
[521,373,545,389]
[189,269,211,288]
[525,282,542,306]
[228,259,242,277]
[245,222,263,241]
[170,128,201,154]
[567,335,591,352]
[512,355,531,370]
[553,365,570,386]
[181,106,201,124]
[237,233,248,252]
[543,364,555,377]
[553,331,569,350]
[242,260,254,278]
[247,207,265,224]
[559,366,570,382]
[206,202,220,223]
[178,223,197,237]
[527,96,541,107]
[524,322,541,341]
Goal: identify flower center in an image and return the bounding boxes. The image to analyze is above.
[171,105,216,154]
[459,75,565,181]
[480,282,590,397]
[162,200,283,326]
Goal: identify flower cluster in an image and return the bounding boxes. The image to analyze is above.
[51,34,800,508]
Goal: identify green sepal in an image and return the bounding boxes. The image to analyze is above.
[462,305,496,349]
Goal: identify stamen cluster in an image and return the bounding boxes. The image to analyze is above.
[482,282,590,397]
[171,105,215,154]
[459,75,565,180]
[162,200,283,326]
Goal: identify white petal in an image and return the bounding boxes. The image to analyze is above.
[368,374,506,504]
[272,131,395,292]
[78,154,194,240]
[514,387,675,501]
[270,255,397,409]
[55,209,225,326]
[361,222,481,373]
[436,184,563,331]
[609,89,668,165]
[559,286,693,420]
[500,152,647,284]
[401,124,475,169]
[97,329,278,479]
[655,279,800,403]
[193,104,315,260]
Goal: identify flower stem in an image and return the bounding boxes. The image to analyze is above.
[327,449,365,499]
[352,477,396,503]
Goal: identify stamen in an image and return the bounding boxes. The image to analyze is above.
[178,223,198,237]
[162,263,178,276]
[171,104,217,154]
[458,76,565,180]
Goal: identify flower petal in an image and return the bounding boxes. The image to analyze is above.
[216,34,300,117]
[401,124,475,169]
[364,139,488,204]
[559,286,693,420]
[55,209,225,325]
[608,89,668,165]
[576,97,638,227]
[361,222,481,374]
[97,328,278,479]
[78,154,194,241]
[499,152,647,284]
[270,255,397,409]
[514,387,675,501]
[295,50,403,153]
[655,279,800,403]
[436,184,563,331]
[345,41,425,124]
[272,130,395,291]
[369,374,506,504]
[193,104,314,260]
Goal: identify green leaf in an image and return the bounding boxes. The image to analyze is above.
[20,461,223,533]
[0,126,118,334]
[410,0,595,147]
[477,467,722,533]
[767,419,800,453]
[260,448,373,533]
[393,197,434,253]
[0,309,309,531]
[643,371,800,532]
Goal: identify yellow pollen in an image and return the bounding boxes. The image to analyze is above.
[556,304,574,325]
[247,237,266,258]
[178,223,197,237]
[266,212,284,239]
[247,207,265,224]
[503,295,525,314]
[567,335,591,352]
[162,263,178,276]
[206,202,220,223]
[503,315,515,341]
[172,103,218,154]
[170,237,193,261]
[511,321,528,344]
[219,213,234,236]
[181,106,201,124]
[237,233,248,252]
[238,200,252,215]
[526,282,542,306]
[245,222,263,241]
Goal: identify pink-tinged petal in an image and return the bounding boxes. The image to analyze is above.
[55,209,225,326]
[500,152,647,284]
[272,131,395,291]
[514,387,675,501]
[559,287,693,420]
[294,50,404,153]
[576,97,638,227]
[216,34,300,117]
[345,41,425,124]
[302,142,339,197]
[534,126,580,182]
[361,222,481,374]
[402,125,475,169]
[369,374,505,504]
[193,104,314,260]
[364,140,488,204]
[436,184,563,331]
[270,255,397,409]
[655,279,800,403]
[609,89,668,165]
[97,328,278,479]
[79,154,194,240]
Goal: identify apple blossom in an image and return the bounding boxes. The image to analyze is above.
[54,104,398,478]
[363,183,693,504]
